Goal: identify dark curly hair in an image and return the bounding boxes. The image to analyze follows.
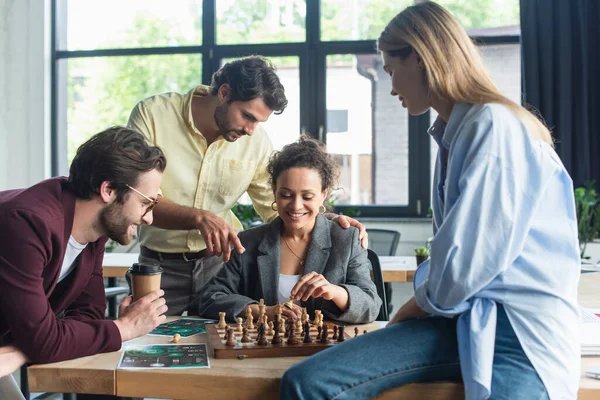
[210,55,288,115]
[267,136,339,193]
[68,126,167,203]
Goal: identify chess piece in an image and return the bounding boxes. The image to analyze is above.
[317,325,322,339]
[332,325,338,340]
[258,298,266,322]
[296,317,302,333]
[217,312,227,329]
[271,319,282,345]
[363,329,368,335]
[267,321,274,336]
[236,317,244,333]
[337,326,346,342]
[225,328,237,346]
[172,333,181,344]
[257,323,268,346]
[320,324,329,344]
[313,310,322,325]
[223,327,229,340]
[285,295,295,309]
[241,326,252,343]
[354,327,359,338]
[287,323,299,345]
[279,317,286,334]
[245,307,255,329]
[303,322,312,343]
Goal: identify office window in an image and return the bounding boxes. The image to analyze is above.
[52,0,520,218]
[59,55,202,165]
[327,110,349,133]
[326,54,409,206]
[321,0,412,41]
[216,0,306,44]
[58,0,203,51]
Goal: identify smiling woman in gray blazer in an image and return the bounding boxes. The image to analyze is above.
[198,137,381,324]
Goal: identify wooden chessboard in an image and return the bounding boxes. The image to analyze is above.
[207,322,351,359]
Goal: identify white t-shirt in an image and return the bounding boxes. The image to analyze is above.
[278,273,301,304]
[58,236,87,282]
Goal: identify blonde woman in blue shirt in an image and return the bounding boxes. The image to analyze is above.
[280,2,580,399]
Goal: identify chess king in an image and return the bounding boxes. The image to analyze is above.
[198,136,381,324]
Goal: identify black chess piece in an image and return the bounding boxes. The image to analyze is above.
[241,326,252,343]
[320,324,329,344]
[287,323,299,345]
[303,322,312,343]
[337,326,346,342]
[257,323,268,346]
[225,328,236,346]
[332,325,338,340]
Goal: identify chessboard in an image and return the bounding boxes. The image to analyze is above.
[207,322,351,359]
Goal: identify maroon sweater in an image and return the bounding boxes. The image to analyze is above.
[0,177,121,363]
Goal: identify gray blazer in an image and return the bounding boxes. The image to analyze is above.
[198,214,381,323]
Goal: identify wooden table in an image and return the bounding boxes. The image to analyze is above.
[103,253,417,283]
[28,273,600,399]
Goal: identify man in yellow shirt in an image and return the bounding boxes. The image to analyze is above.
[128,56,367,315]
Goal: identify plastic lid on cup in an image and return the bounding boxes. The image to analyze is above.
[129,262,163,275]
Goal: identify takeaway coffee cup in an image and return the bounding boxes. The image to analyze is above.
[129,262,163,301]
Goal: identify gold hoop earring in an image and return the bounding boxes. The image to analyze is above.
[319,205,326,214]
[271,201,278,211]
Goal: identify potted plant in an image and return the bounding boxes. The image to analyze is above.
[414,247,430,266]
[575,181,600,259]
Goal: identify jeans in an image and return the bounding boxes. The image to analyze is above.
[131,254,223,316]
[280,305,548,400]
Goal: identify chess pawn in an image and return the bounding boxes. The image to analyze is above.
[279,317,286,335]
[363,329,368,335]
[223,327,229,341]
[317,325,322,339]
[236,317,244,333]
[241,327,252,343]
[332,325,338,340]
[225,328,237,346]
[337,326,346,342]
[217,311,227,329]
[296,317,303,333]
[267,321,274,336]
[354,327,359,338]
[287,323,299,345]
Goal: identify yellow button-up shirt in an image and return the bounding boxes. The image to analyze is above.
[128,85,277,253]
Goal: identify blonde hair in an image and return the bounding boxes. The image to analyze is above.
[378,1,552,145]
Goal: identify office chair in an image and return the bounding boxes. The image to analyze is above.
[366,229,401,314]
[367,249,389,321]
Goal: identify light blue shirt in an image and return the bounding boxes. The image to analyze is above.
[414,103,580,400]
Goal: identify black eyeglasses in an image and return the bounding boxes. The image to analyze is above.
[125,184,159,216]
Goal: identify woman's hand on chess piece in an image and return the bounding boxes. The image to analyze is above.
[266,304,302,321]
[290,272,349,311]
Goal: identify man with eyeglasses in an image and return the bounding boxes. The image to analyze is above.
[128,56,368,317]
[0,127,168,399]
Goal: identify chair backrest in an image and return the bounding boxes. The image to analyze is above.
[367,249,389,321]
[367,229,401,256]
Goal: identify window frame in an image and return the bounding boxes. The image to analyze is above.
[51,0,520,218]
